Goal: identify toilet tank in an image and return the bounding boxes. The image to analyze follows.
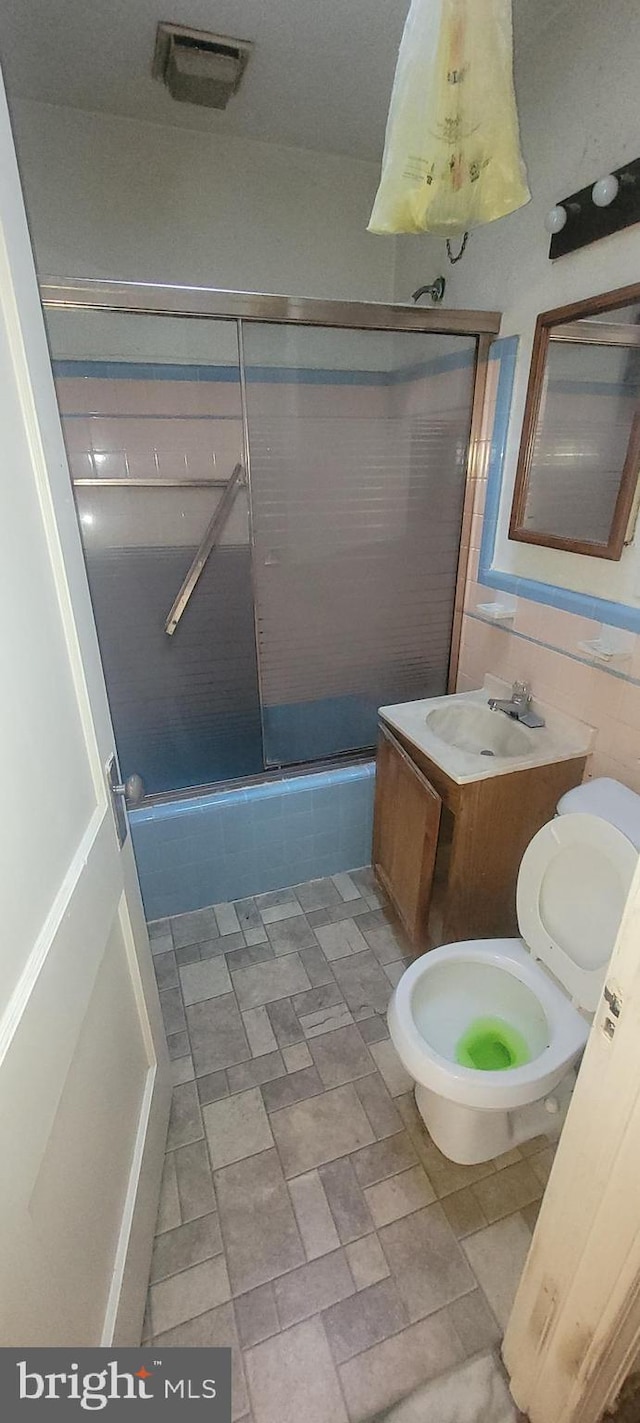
[557,777,640,851]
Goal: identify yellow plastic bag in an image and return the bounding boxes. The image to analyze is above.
[368,0,530,236]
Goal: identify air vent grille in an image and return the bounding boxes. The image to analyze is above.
[152,23,252,110]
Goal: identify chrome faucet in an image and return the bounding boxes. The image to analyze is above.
[488,681,545,729]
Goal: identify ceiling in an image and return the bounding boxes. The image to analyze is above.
[0,0,573,161]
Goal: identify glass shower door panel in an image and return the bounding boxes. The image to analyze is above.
[243,324,477,766]
[46,309,263,793]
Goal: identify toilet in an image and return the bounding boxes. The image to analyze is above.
[388,782,640,1165]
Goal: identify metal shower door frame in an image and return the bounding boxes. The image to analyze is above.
[40,277,500,774]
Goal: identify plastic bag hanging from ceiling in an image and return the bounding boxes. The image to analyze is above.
[368,0,530,236]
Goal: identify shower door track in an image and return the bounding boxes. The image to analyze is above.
[41,277,501,795]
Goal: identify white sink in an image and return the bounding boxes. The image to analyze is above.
[379,678,595,785]
[426,703,532,759]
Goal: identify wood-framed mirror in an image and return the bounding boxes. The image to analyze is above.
[509,282,640,560]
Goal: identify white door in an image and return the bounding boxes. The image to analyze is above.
[0,72,170,1346]
[504,854,640,1422]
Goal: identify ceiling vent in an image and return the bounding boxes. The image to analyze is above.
[152,23,252,110]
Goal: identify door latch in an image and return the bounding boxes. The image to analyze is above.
[602,983,622,1039]
[106,754,145,848]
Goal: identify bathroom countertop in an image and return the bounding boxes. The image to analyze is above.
[379,676,595,785]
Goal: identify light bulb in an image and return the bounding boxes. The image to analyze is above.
[544,205,568,235]
[592,174,619,208]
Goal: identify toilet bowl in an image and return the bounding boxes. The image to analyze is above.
[388,811,637,1164]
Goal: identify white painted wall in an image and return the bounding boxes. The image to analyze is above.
[9,98,396,303]
[395,0,640,613]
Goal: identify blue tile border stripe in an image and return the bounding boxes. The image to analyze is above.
[479,337,640,634]
[52,348,476,388]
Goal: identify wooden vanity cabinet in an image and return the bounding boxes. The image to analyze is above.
[373,719,587,954]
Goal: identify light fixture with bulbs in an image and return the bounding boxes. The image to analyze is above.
[545,156,640,259]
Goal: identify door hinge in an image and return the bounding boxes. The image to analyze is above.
[602,983,623,1039]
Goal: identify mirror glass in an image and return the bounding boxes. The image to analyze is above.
[510,287,640,559]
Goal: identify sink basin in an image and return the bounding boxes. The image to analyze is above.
[426,703,534,758]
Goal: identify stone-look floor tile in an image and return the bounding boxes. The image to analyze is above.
[215,901,241,936]
[319,1158,374,1243]
[354,1073,403,1139]
[243,926,270,949]
[368,1040,413,1097]
[187,994,250,1076]
[215,1149,304,1295]
[358,1014,390,1045]
[383,961,405,988]
[323,1275,407,1365]
[493,1146,523,1170]
[159,987,187,1038]
[282,1042,312,1073]
[156,1152,181,1234]
[447,1289,502,1355]
[141,1293,152,1343]
[204,1087,274,1170]
[150,1213,222,1283]
[266,915,318,956]
[154,950,179,990]
[346,1233,390,1290]
[229,941,272,967]
[232,955,311,1012]
[227,1053,286,1093]
[154,1301,248,1420]
[365,1164,435,1228]
[298,943,335,987]
[308,901,370,927]
[521,1198,542,1232]
[197,1070,230,1106]
[295,877,342,912]
[351,1132,418,1189]
[242,1005,278,1057]
[179,957,232,1006]
[167,1030,190,1060]
[331,951,394,1018]
[261,1066,324,1112]
[288,1170,340,1261]
[175,944,201,967]
[396,1094,495,1195]
[530,1146,555,1188]
[265,999,302,1048]
[379,1204,476,1322]
[274,1249,355,1329]
[174,1139,217,1223]
[271,1083,375,1178]
[519,1134,553,1158]
[172,907,219,949]
[245,1317,349,1423]
[260,901,304,926]
[462,1215,533,1329]
[197,936,234,959]
[471,1161,542,1225]
[292,983,343,1018]
[332,872,361,903]
[441,1186,489,1239]
[315,920,369,962]
[150,1256,230,1335]
[235,1283,280,1349]
[170,1054,195,1086]
[167,1081,204,1151]
[299,1004,354,1038]
[309,1025,375,1089]
[349,867,388,910]
[362,925,407,965]
[234,897,263,934]
[148,918,173,955]
[337,1310,464,1421]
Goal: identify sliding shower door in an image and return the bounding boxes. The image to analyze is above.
[242,323,477,766]
[45,308,263,793]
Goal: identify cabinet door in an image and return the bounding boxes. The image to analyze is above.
[373,724,442,951]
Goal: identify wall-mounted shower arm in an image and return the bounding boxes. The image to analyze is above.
[412,277,446,305]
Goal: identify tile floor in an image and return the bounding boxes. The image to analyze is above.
[145,867,555,1423]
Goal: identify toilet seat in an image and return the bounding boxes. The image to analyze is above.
[387,812,637,1113]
